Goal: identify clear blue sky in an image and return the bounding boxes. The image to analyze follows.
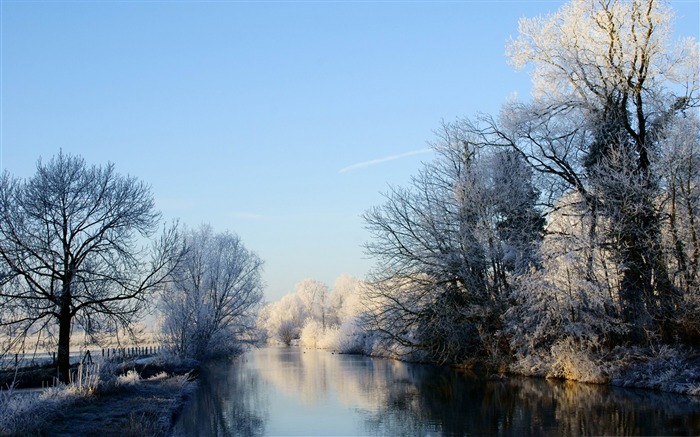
[1,0,698,302]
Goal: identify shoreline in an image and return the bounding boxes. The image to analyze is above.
[0,356,199,437]
[332,344,700,398]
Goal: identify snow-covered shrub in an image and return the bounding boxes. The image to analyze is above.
[611,345,700,395]
[277,319,299,346]
[334,318,372,354]
[258,292,307,345]
[117,369,141,386]
[547,339,608,383]
[300,320,325,348]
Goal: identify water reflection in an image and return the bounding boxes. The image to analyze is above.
[174,354,267,436]
[174,347,700,436]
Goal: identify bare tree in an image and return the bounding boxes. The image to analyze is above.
[0,152,181,382]
[363,123,542,363]
[159,225,263,359]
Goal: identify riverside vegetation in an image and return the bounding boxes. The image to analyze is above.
[259,0,700,396]
[0,355,197,437]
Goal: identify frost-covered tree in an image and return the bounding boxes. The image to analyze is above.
[0,152,181,382]
[159,225,263,359]
[258,292,307,345]
[508,192,624,357]
[295,279,329,331]
[461,0,699,343]
[656,116,700,342]
[363,122,543,363]
[328,274,364,325]
[513,0,696,339]
[257,275,370,350]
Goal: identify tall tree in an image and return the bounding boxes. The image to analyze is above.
[0,152,181,381]
[477,0,698,341]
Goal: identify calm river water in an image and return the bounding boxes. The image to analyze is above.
[173,346,700,436]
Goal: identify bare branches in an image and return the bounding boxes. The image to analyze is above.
[363,123,543,363]
[159,225,263,359]
[0,152,180,381]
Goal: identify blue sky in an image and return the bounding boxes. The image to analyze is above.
[1,0,698,302]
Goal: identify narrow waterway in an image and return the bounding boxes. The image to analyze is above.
[173,346,700,436]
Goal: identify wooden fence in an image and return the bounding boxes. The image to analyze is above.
[2,344,165,370]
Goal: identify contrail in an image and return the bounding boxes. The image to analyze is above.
[339,148,432,174]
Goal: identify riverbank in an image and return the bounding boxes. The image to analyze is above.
[0,356,198,437]
[316,334,700,397]
[42,373,196,437]
[505,344,700,396]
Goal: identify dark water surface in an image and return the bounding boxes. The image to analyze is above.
[173,346,700,436]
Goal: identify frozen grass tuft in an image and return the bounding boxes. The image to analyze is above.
[147,371,170,381]
[117,369,141,386]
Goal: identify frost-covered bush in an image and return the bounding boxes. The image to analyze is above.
[258,292,307,345]
[301,319,364,351]
[611,346,700,395]
[334,318,374,354]
[299,320,326,348]
[547,340,608,383]
[117,369,141,386]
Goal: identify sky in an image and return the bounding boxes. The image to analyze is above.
[1,0,698,303]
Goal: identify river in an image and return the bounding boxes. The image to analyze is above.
[173,346,700,436]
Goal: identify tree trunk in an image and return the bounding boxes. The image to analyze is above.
[57,285,72,383]
[618,245,651,343]
[617,195,677,343]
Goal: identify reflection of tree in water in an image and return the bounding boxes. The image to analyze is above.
[173,358,267,437]
[174,348,700,436]
[360,364,700,436]
[257,347,334,404]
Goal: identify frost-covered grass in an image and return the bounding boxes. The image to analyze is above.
[610,345,700,396]
[0,356,196,437]
[0,383,82,436]
[510,343,700,396]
